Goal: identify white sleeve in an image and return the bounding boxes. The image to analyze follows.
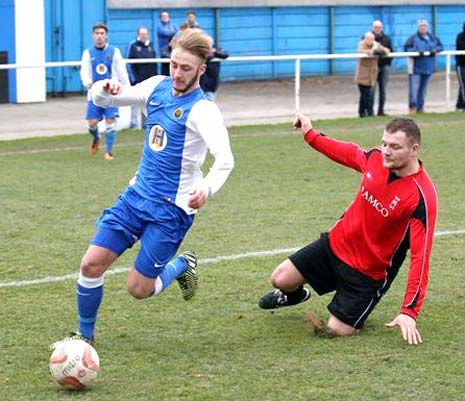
[112,48,130,85]
[80,49,92,88]
[91,75,165,111]
[188,100,234,197]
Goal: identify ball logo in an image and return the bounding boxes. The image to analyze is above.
[96,63,108,75]
[174,108,183,119]
[148,125,168,152]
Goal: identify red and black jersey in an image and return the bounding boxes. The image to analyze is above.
[304,129,438,319]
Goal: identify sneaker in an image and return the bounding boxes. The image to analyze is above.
[177,251,198,300]
[258,288,311,310]
[90,136,100,155]
[50,331,95,351]
[104,152,114,160]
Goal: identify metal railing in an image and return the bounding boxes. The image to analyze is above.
[1,50,465,111]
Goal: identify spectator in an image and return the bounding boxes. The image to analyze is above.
[160,24,195,74]
[455,22,465,111]
[371,20,393,116]
[186,10,199,28]
[157,10,178,76]
[200,44,229,101]
[355,32,389,118]
[404,20,443,114]
[126,27,157,129]
[80,22,129,160]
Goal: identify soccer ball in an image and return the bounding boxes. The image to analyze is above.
[49,339,100,389]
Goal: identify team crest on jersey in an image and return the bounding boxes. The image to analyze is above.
[96,63,108,75]
[148,124,168,152]
[174,108,183,119]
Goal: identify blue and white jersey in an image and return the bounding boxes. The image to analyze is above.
[80,45,129,99]
[92,76,234,214]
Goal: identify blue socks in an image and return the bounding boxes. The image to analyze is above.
[76,257,187,338]
[153,256,187,296]
[76,274,104,340]
[105,127,116,153]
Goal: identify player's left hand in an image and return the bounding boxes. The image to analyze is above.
[385,314,422,345]
[188,186,209,209]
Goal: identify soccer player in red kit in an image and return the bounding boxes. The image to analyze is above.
[259,114,437,345]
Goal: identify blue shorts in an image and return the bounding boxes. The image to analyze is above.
[91,187,194,279]
[85,100,119,121]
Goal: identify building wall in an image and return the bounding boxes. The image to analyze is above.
[43,2,465,94]
[0,0,17,102]
[44,0,106,94]
[0,0,45,102]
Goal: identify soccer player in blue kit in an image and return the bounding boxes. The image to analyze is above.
[80,23,129,160]
[53,29,234,346]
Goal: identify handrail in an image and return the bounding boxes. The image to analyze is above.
[1,50,464,69]
[2,50,465,110]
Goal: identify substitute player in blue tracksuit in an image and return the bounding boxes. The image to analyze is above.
[80,23,129,160]
[52,29,234,346]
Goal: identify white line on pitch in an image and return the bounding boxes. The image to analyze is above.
[1,229,464,289]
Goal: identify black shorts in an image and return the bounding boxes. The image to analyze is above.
[289,233,388,329]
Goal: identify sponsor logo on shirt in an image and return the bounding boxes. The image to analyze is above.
[360,185,389,217]
[148,124,168,152]
[174,108,183,119]
[96,63,108,75]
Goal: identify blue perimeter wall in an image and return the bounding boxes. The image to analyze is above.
[0,0,17,101]
[45,3,465,93]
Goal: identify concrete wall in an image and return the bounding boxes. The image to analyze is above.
[15,0,46,103]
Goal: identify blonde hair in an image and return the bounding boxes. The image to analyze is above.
[171,29,213,62]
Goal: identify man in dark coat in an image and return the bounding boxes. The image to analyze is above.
[455,22,465,111]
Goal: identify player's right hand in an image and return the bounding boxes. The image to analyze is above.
[293,113,313,134]
[102,79,122,95]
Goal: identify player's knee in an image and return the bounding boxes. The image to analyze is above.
[327,315,358,337]
[270,269,285,288]
[126,273,153,299]
[126,281,151,299]
[80,256,104,278]
[270,260,302,290]
[106,121,116,131]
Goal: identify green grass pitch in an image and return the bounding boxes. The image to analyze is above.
[1,113,464,401]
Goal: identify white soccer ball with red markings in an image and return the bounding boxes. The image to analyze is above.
[49,339,100,389]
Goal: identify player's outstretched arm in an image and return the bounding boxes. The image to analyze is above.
[385,314,423,346]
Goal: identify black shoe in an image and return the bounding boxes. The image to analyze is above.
[50,331,95,351]
[177,251,198,300]
[258,288,311,310]
[377,112,388,116]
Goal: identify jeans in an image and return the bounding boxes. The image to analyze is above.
[130,106,147,129]
[374,65,390,114]
[358,84,374,117]
[408,73,431,111]
[456,65,465,110]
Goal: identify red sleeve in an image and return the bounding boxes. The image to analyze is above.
[304,128,369,173]
[400,183,437,319]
